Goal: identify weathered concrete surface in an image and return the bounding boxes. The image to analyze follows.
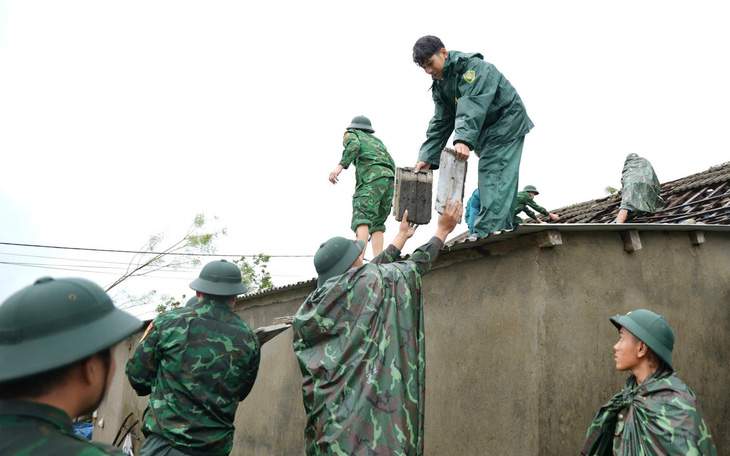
[96,229,730,455]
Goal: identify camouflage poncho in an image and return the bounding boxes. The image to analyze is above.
[619,156,664,214]
[292,237,443,456]
[126,297,260,456]
[581,366,717,455]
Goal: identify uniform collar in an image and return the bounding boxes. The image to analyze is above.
[195,297,234,312]
[0,400,73,432]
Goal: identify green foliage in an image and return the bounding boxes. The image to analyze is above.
[605,185,619,195]
[234,253,275,294]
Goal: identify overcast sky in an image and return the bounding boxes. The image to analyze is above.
[1,1,728,318]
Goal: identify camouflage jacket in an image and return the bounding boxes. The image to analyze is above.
[0,400,123,455]
[515,191,549,220]
[619,157,664,214]
[125,297,260,456]
[581,366,717,455]
[418,50,534,169]
[339,129,395,187]
[292,237,443,456]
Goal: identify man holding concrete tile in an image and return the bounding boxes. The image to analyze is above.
[412,35,533,236]
[581,309,717,455]
[126,260,260,456]
[293,200,462,456]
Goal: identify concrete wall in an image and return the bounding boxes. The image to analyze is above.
[95,229,730,455]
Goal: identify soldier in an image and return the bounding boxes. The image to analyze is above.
[581,309,718,455]
[0,277,143,455]
[514,185,560,225]
[293,199,462,456]
[329,115,396,259]
[615,153,664,223]
[412,35,534,237]
[126,259,260,456]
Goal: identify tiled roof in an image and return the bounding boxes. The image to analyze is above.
[543,162,730,224]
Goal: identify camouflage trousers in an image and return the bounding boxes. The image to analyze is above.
[351,176,394,234]
[140,434,206,456]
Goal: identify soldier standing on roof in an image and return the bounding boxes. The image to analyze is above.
[293,200,462,456]
[0,277,142,456]
[126,259,260,456]
[581,309,718,455]
[615,153,664,223]
[412,35,534,237]
[329,115,396,260]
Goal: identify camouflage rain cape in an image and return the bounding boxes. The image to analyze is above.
[292,238,442,456]
[581,366,717,455]
[619,156,664,214]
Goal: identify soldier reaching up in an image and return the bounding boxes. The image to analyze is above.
[293,199,462,456]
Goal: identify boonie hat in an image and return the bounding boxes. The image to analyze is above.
[314,237,365,288]
[190,259,247,296]
[610,309,675,370]
[347,115,374,133]
[0,277,143,382]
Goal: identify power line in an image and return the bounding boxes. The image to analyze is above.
[0,241,313,258]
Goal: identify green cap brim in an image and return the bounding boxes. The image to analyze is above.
[610,315,673,370]
[0,307,143,382]
[316,240,365,288]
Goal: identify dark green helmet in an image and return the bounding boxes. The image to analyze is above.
[0,277,143,382]
[347,115,374,133]
[189,259,247,296]
[314,237,365,288]
[610,309,675,370]
[523,185,539,195]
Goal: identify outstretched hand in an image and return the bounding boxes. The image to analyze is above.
[398,210,418,239]
[435,198,463,242]
[329,165,344,184]
[391,210,419,251]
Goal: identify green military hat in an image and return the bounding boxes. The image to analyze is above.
[314,237,365,287]
[610,309,675,370]
[347,115,375,133]
[523,185,539,194]
[190,259,247,296]
[626,153,639,160]
[0,277,143,382]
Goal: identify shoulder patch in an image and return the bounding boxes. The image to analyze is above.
[463,69,476,84]
[140,321,154,342]
[344,132,350,139]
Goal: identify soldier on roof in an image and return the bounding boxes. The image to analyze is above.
[329,115,396,260]
[615,153,664,223]
[412,35,534,237]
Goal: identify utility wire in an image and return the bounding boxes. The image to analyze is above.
[0,241,313,258]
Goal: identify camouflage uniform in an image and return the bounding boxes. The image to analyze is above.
[126,297,260,456]
[513,190,549,224]
[292,237,443,456]
[619,156,664,218]
[339,129,396,234]
[0,400,123,455]
[581,366,718,455]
